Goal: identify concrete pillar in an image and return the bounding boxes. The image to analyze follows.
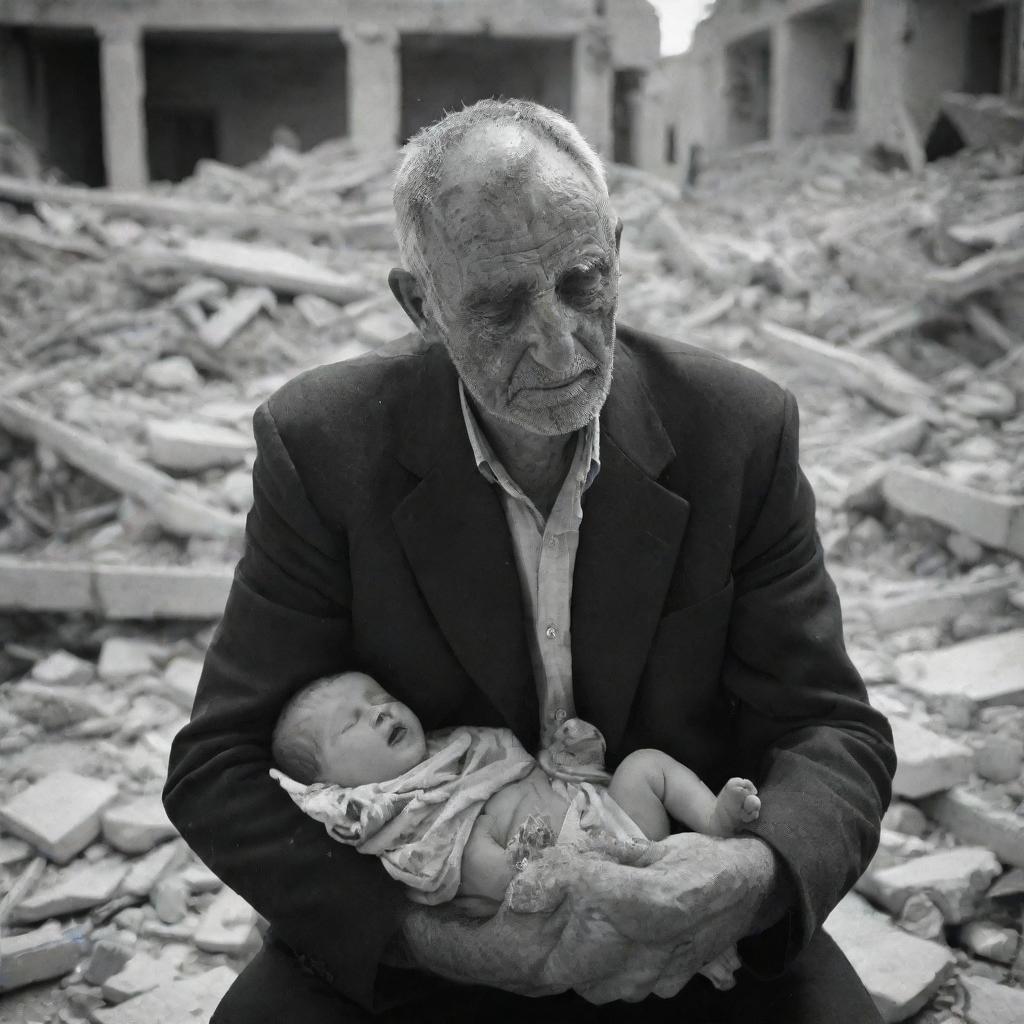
[572,28,614,157]
[99,23,148,189]
[856,0,908,151]
[769,20,791,144]
[1014,0,1024,102]
[341,24,401,150]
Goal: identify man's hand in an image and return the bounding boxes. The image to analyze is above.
[401,831,788,1004]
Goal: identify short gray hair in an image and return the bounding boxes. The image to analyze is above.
[393,98,608,294]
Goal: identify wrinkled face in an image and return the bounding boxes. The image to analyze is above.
[420,129,620,436]
[315,673,427,786]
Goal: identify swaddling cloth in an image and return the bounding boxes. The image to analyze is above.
[271,725,536,904]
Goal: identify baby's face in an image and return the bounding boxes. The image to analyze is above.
[316,673,427,786]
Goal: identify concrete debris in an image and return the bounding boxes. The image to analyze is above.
[12,860,127,924]
[0,771,119,863]
[868,847,1002,924]
[898,631,1024,711]
[923,788,1024,870]
[0,920,91,994]
[961,974,1024,1024]
[192,887,260,956]
[889,717,973,799]
[0,122,1022,1021]
[93,964,238,1024]
[145,419,252,473]
[100,795,177,855]
[824,891,955,1023]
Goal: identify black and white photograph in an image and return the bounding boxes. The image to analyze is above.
[0,1,1023,1021]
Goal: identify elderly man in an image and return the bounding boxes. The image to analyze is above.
[164,99,895,1023]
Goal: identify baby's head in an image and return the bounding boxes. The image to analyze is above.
[272,671,427,786]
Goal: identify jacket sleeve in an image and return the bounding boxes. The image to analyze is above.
[162,399,409,1011]
[725,389,896,974]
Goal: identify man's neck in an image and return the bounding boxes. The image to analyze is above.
[472,401,578,518]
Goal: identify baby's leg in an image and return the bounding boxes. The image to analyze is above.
[609,750,759,840]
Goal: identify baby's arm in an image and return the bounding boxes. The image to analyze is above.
[608,749,760,841]
[459,812,515,903]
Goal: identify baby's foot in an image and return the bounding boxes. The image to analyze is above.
[710,778,760,836]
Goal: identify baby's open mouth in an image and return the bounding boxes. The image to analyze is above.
[387,723,407,746]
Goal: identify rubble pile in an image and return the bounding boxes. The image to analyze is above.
[0,131,1023,1023]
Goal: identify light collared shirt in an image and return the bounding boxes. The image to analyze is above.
[458,381,600,751]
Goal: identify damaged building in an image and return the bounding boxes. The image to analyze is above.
[655,0,1024,180]
[0,0,660,189]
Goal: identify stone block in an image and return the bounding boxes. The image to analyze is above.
[94,964,237,1023]
[30,650,94,687]
[962,921,1019,965]
[7,680,108,730]
[962,974,1024,1024]
[889,717,973,798]
[100,951,179,1004]
[192,886,259,955]
[896,893,945,941]
[0,771,119,863]
[151,876,189,924]
[971,733,1023,783]
[84,937,136,985]
[922,786,1024,869]
[0,920,91,993]
[868,846,1002,923]
[141,356,201,390]
[0,835,33,867]
[97,638,155,682]
[164,657,202,711]
[881,802,929,837]
[146,419,252,473]
[12,860,128,923]
[101,794,177,855]
[180,863,222,895]
[824,891,955,1023]
[898,630,1024,710]
[121,838,189,898]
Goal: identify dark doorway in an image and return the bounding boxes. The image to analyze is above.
[835,40,856,112]
[966,6,1005,95]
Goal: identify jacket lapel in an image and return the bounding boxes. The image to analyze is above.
[391,344,539,749]
[572,344,690,756]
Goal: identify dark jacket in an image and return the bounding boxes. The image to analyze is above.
[163,323,895,1012]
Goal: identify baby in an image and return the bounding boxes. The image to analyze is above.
[269,671,760,907]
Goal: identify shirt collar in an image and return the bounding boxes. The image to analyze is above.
[458,380,601,498]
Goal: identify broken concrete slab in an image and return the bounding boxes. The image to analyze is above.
[97,638,156,682]
[962,921,1019,965]
[150,876,190,925]
[192,886,260,955]
[0,919,91,993]
[883,466,1024,557]
[180,863,222,895]
[146,419,252,473]
[0,398,243,540]
[12,860,128,923]
[141,356,202,391]
[84,937,136,986]
[101,795,177,855]
[824,891,955,1023]
[0,771,119,863]
[759,321,936,417]
[94,964,237,1023]
[867,846,1002,923]
[889,716,973,798]
[0,835,32,867]
[898,630,1024,710]
[30,649,94,687]
[99,950,180,1004]
[962,973,1024,1024]
[121,839,190,899]
[198,287,276,349]
[851,415,928,456]
[0,557,234,619]
[164,657,202,711]
[971,732,1023,784]
[7,680,109,731]
[922,787,1024,869]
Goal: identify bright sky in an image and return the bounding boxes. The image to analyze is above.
[648,0,712,55]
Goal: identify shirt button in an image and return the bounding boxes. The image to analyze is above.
[545,624,559,640]
[555,708,568,722]
[547,536,557,548]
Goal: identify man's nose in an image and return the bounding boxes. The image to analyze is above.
[524,299,575,374]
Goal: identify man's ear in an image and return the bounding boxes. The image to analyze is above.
[614,218,623,254]
[388,268,429,331]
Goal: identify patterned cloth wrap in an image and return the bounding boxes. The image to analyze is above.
[270,719,643,904]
